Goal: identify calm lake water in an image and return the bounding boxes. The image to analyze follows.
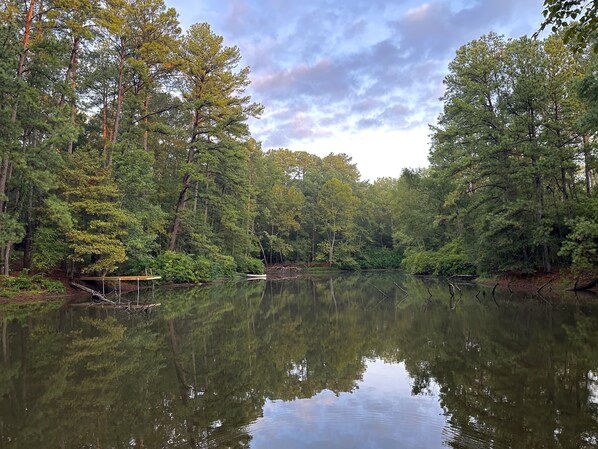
[1,272,598,448]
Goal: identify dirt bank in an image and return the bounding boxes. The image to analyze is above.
[479,269,598,296]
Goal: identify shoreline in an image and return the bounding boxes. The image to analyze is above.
[477,270,598,297]
[1,269,596,304]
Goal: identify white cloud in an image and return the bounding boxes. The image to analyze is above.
[282,126,431,182]
[405,3,432,19]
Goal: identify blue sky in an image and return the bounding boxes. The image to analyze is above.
[165,0,546,180]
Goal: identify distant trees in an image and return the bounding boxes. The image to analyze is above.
[250,150,394,268]
[0,0,595,278]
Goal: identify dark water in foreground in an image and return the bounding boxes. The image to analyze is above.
[1,272,598,449]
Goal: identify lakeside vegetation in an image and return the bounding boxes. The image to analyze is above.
[0,0,596,291]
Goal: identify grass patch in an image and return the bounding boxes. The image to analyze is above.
[0,272,65,298]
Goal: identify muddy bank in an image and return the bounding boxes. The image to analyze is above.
[478,270,598,297]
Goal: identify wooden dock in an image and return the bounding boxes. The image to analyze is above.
[78,276,162,281]
[74,275,162,305]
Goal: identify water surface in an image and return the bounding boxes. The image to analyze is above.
[1,272,598,448]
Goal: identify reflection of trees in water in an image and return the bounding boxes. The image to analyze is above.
[1,275,598,448]
[392,295,598,449]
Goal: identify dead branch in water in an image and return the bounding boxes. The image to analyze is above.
[537,277,556,294]
[568,277,598,292]
[70,282,116,305]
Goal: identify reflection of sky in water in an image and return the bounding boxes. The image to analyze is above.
[249,359,447,449]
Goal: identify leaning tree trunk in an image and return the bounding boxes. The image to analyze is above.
[106,39,126,167]
[583,133,592,195]
[168,172,191,251]
[168,113,202,250]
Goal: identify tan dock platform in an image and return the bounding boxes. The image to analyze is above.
[74,275,162,302]
[78,276,161,281]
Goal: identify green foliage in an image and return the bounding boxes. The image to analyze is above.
[359,248,403,270]
[318,178,358,263]
[0,0,593,282]
[194,256,214,282]
[423,33,595,275]
[209,254,237,278]
[538,1,598,52]
[333,255,361,271]
[391,169,446,252]
[112,148,165,261]
[559,198,598,270]
[0,272,65,297]
[0,213,24,247]
[151,251,239,283]
[61,152,130,275]
[152,251,200,283]
[402,241,476,276]
[234,255,265,274]
[31,227,70,272]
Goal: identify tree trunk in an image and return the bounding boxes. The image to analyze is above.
[168,110,202,251]
[22,185,34,269]
[143,93,150,152]
[168,173,190,251]
[192,181,199,214]
[112,40,126,144]
[328,230,336,263]
[534,170,551,273]
[107,38,126,166]
[203,163,210,225]
[168,141,198,250]
[583,133,592,195]
[59,35,80,106]
[0,158,9,213]
[65,35,80,154]
[311,224,316,263]
[69,282,114,304]
[0,0,35,236]
[2,244,12,276]
[102,95,109,142]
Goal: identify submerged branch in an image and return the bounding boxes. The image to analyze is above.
[70,282,116,305]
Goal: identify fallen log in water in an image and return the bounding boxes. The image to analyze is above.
[569,277,598,292]
[69,281,116,305]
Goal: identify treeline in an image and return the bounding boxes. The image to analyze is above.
[0,0,398,280]
[397,33,598,275]
[0,0,596,280]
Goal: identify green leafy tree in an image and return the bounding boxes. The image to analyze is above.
[538,0,598,52]
[61,152,130,274]
[261,184,304,263]
[168,22,262,252]
[429,33,588,274]
[317,178,358,264]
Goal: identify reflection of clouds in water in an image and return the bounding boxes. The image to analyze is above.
[249,359,447,449]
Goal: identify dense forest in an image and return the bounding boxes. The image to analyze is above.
[0,0,596,283]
